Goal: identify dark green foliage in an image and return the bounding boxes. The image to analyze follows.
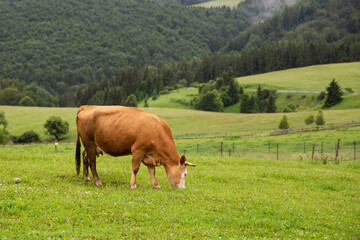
[0,129,6,144]
[0,0,249,88]
[0,111,8,130]
[283,103,296,113]
[317,91,326,101]
[15,131,40,144]
[240,86,276,113]
[323,79,343,107]
[278,115,290,130]
[44,116,69,141]
[315,110,326,126]
[305,115,315,125]
[125,94,138,107]
[19,96,36,106]
[192,90,224,112]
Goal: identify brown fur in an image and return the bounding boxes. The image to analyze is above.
[75,105,195,188]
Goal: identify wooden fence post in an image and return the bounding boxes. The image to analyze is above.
[335,138,341,164]
[312,144,315,160]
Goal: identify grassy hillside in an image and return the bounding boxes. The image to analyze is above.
[236,62,360,91]
[139,87,197,109]
[193,0,243,8]
[1,106,359,142]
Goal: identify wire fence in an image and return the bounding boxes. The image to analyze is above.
[177,140,359,163]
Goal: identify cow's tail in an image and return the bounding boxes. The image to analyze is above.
[76,133,81,176]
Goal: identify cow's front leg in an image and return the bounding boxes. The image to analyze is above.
[82,150,91,182]
[147,166,160,189]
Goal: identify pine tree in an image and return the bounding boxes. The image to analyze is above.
[324,79,343,107]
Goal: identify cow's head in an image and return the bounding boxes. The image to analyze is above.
[167,155,196,188]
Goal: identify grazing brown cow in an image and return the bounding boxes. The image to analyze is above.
[75,105,195,188]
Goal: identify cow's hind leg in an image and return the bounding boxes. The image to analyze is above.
[84,143,102,187]
[147,166,160,189]
[130,150,144,189]
[82,150,91,182]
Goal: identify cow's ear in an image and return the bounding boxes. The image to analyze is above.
[180,155,186,165]
[185,162,196,167]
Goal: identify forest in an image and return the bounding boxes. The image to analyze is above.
[0,0,359,110]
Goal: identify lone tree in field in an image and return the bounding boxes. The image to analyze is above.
[44,116,69,140]
[278,115,290,130]
[315,110,325,126]
[324,79,343,108]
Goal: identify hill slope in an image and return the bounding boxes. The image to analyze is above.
[1,106,359,141]
[0,0,248,87]
[236,62,360,91]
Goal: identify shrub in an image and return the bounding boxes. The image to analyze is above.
[283,104,296,113]
[317,91,326,101]
[19,96,36,106]
[305,115,315,125]
[0,129,6,144]
[16,131,40,144]
[278,115,290,130]
[125,94,137,107]
[315,110,326,126]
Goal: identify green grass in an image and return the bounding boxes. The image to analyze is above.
[139,87,197,109]
[1,106,360,141]
[1,143,360,239]
[236,62,360,91]
[193,0,244,8]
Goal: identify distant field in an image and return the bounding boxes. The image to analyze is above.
[139,87,197,109]
[236,62,360,91]
[193,0,243,8]
[1,106,359,141]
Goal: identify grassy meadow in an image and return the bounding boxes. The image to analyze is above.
[1,106,360,141]
[236,62,360,91]
[193,0,243,8]
[1,143,360,239]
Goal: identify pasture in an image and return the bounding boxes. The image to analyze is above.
[236,62,360,92]
[1,106,360,141]
[193,0,243,8]
[1,143,360,239]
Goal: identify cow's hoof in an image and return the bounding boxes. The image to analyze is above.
[153,185,161,189]
[95,181,103,187]
[83,176,91,182]
[130,184,137,189]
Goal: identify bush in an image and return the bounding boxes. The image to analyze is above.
[317,91,326,101]
[16,131,40,144]
[283,104,296,113]
[304,115,315,125]
[278,115,290,130]
[19,96,36,106]
[0,129,6,144]
[315,110,326,126]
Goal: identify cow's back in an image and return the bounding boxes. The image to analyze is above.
[77,106,175,157]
